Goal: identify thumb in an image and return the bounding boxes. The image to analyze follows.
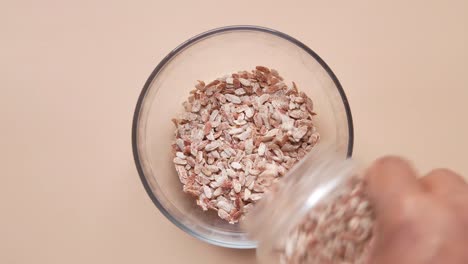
[365,156,422,219]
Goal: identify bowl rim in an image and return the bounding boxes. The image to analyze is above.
[131,25,354,249]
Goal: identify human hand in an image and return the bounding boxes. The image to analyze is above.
[365,157,468,264]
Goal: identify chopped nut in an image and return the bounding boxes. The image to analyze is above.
[213,187,223,197]
[257,94,270,105]
[228,127,244,135]
[172,66,320,224]
[216,200,233,212]
[255,66,271,74]
[292,126,308,142]
[226,168,236,178]
[175,166,188,184]
[235,88,246,95]
[243,188,251,201]
[249,193,263,201]
[234,127,252,141]
[230,162,242,170]
[203,185,213,199]
[239,78,251,86]
[244,107,254,118]
[191,100,201,113]
[225,94,242,104]
[233,180,242,193]
[218,209,230,220]
[258,142,267,156]
[173,157,187,165]
[245,138,254,155]
[175,152,186,159]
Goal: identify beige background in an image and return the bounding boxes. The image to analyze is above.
[1,0,467,263]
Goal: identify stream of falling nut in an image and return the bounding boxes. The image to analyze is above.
[171,66,320,224]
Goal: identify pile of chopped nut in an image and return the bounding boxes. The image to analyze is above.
[279,178,374,264]
[171,66,320,224]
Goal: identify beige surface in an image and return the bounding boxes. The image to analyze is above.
[1,0,467,263]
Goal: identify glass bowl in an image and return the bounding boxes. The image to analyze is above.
[132,25,354,249]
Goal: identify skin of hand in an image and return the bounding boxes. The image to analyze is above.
[365,157,468,264]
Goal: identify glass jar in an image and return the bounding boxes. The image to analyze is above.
[244,148,373,264]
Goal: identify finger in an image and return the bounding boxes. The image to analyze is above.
[365,156,422,214]
[420,168,467,197]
